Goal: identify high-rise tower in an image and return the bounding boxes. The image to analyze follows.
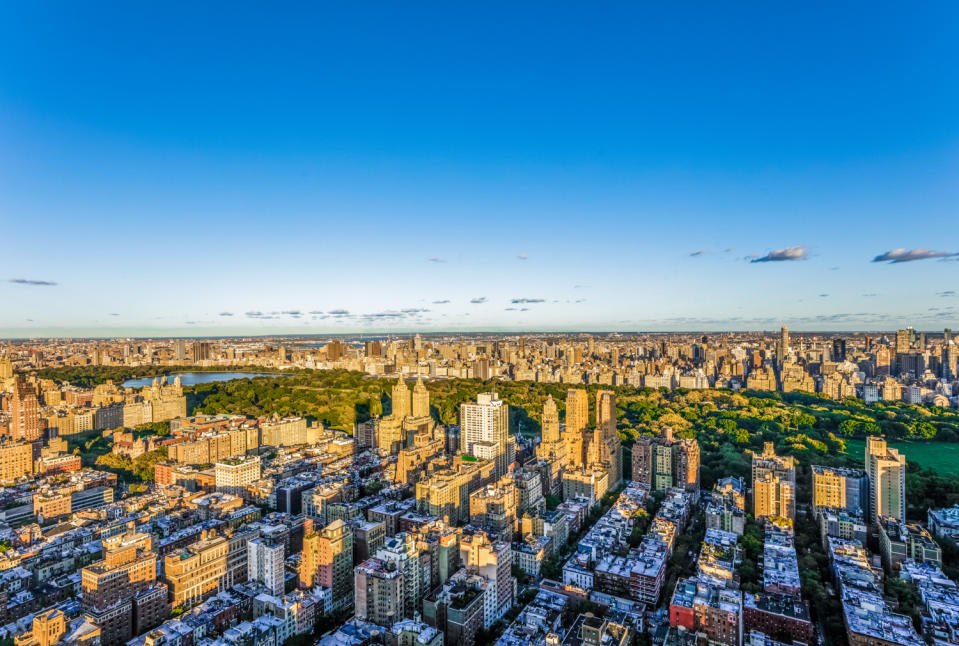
[565,389,589,433]
[866,436,906,523]
[411,376,430,419]
[11,377,42,442]
[751,442,796,521]
[596,390,616,440]
[541,395,560,445]
[300,519,354,610]
[392,376,411,419]
[460,392,510,478]
[776,326,789,366]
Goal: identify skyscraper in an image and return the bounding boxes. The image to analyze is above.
[752,442,796,486]
[411,376,430,418]
[300,519,354,609]
[596,390,616,440]
[392,376,411,419]
[248,537,285,595]
[753,473,795,522]
[895,329,911,355]
[943,340,957,381]
[460,392,510,478]
[325,340,344,361]
[541,395,560,445]
[866,437,906,524]
[832,339,847,361]
[811,465,868,515]
[473,357,490,381]
[631,427,700,494]
[459,532,513,629]
[752,443,796,521]
[595,389,622,485]
[173,339,186,361]
[375,533,422,619]
[776,326,789,366]
[11,377,42,442]
[192,341,212,361]
[565,389,589,434]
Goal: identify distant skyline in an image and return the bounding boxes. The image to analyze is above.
[2,3,957,336]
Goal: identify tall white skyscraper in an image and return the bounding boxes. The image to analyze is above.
[248,538,285,595]
[866,436,906,524]
[460,392,510,478]
[174,339,186,361]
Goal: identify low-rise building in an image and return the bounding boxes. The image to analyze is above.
[512,536,550,579]
[929,506,959,542]
[879,519,942,573]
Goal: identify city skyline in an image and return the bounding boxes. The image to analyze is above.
[2,5,958,645]
[2,3,957,335]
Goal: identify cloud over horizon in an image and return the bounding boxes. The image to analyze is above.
[872,248,958,263]
[9,278,58,286]
[751,246,807,263]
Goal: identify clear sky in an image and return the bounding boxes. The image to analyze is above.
[1,2,957,337]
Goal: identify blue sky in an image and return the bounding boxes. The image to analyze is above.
[1,2,957,336]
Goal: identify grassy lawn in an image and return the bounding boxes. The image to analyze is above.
[845,439,959,476]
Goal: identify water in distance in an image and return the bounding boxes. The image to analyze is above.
[122,372,279,388]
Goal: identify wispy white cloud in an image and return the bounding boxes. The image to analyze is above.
[9,278,57,286]
[873,248,958,263]
[751,245,807,263]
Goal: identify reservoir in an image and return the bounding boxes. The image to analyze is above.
[122,372,280,388]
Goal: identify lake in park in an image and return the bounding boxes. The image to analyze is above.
[122,372,279,388]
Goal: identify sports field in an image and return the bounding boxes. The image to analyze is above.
[845,439,959,476]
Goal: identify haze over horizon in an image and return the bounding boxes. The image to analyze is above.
[2,2,957,336]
